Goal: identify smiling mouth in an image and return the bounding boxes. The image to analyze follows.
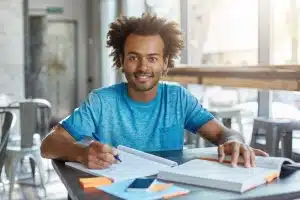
[134,73,153,82]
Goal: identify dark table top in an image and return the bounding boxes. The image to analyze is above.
[52,148,300,200]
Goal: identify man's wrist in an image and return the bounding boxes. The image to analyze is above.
[74,136,94,163]
[221,127,245,144]
[223,135,245,144]
[74,143,86,163]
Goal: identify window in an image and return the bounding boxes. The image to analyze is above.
[186,0,259,143]
[271,0,300,120]
[145,0,181,23]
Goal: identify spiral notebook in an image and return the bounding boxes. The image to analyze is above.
[65,145,178,182]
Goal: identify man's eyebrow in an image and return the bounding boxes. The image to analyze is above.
[147,53,161,57]
[127,51,140,55]
[127,52,161,56]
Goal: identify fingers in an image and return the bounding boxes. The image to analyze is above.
[98,152,117,164]
[253,148,269,157]
[231,142,240,167]
[249,148,256,167]
[218,145,225,163]
[90,142,114,154]
[86,154,112,169]
[241,145,251,168]
[84,142,117,169]
[219,140,266,168]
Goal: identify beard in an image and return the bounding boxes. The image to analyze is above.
[126,71,162,92]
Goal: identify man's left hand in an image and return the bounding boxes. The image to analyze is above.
[218,140,269,168]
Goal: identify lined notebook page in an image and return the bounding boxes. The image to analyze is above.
[66,149,173,182]
[118,145,178,167]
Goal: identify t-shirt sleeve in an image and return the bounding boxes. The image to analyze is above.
[59,91,101,141]
[181,87,214,133]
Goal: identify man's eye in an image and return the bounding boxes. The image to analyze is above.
[128,56,137,61]
[148,57,158,63]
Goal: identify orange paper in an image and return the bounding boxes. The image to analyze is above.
[264,172,279,183]
[149,183,173,192]
[79,177,112,190]
[163,191,189,199]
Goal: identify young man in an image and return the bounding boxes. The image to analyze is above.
[41,14,268,170]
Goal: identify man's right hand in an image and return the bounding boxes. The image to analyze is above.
[80,141,117,169]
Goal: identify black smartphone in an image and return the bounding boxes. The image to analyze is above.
[126,178,155,192]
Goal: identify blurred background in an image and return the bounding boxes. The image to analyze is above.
[1,0,300,199]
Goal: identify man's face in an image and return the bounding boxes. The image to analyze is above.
[122,34,167,92]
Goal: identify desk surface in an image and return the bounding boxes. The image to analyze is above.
[52,148,300,200]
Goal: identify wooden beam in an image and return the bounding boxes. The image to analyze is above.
[202,77,299,91]
[163,65,300,91]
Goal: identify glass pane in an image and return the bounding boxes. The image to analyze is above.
[186,0,259,143]
[45,22,76,119]
[271,0,300,120]
[145,0,181,23]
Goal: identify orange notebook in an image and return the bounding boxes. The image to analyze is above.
[79,177,112,190]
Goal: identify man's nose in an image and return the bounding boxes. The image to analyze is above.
[138,57,148,69]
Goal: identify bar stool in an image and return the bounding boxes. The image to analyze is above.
[250,117,300,158]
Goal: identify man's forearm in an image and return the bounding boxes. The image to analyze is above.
[40,126,85,162]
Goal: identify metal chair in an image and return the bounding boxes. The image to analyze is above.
[4,101,48,199]
[0,111,15,192]
[250,117,300,158]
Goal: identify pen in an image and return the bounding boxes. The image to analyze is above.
[114,154,122,162]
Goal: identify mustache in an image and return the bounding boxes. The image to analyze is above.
[133,72,154,77]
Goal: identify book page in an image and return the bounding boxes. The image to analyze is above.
[118,145,178,167]
[159,159,275,184]
[255,156,294,171]
[190,147,294,172]
[66,150,172,182]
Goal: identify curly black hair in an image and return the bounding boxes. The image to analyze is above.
[107,13,184,69]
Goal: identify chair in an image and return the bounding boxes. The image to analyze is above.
[4,101,49,199]
[0,111,15,192]
[250,117,300,158]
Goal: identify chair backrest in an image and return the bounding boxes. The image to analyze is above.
[31,99,52,139]
[0,111,15,174]
[20,102,38,148]
[8,98,52,145]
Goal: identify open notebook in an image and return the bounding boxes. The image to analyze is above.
[65,145,178,182]
[157,153,296,193]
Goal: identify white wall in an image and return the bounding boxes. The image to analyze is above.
[0,0,25,101]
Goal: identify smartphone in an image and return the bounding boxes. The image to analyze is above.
[126,178,155,192]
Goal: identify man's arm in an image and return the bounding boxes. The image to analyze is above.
[40,125,117,169]
[197,119,244,146]
[197,119,268,167]
[40,125,85,163]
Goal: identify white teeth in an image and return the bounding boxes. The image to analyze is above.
[136,75,149,78]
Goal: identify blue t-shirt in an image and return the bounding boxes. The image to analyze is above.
[60,82,214,151]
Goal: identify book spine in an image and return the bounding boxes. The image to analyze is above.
[118,145,178,167]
